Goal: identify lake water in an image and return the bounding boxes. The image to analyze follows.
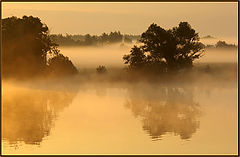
[2,75,238,155]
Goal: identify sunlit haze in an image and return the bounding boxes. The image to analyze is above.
[2,2,238,155]
[2,2,238,43]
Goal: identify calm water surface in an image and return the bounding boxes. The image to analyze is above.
[2,78,237,155]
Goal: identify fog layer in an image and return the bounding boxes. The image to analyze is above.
[59,43,237,69]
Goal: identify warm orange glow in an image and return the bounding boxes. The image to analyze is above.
[2,2,238,155]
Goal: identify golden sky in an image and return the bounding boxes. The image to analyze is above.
[2,2,238,41]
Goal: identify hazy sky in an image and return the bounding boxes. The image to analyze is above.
[2,2,238,41]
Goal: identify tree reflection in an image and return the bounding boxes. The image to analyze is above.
[2,85,77,146]
[125,84,201,140]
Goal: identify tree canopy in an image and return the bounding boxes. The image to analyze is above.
[123,22,205,73]
[48,53,78,77]
[2,16,78,79]
[215,40,237,49]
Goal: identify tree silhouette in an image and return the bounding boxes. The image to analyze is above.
[2,16,78,79]
[123,22,204,73]
[96,65,107,74]
[50,31,133,46]
[109,31,123,43]
[123,46,147,70]
[215,40,237,49]
[48,53,78,77]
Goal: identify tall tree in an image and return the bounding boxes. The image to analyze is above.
[2,16,78,79]
[123,22,204,73]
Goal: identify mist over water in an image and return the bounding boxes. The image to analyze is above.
[59,42,238,70]
[2,2,238,154]
[200,37,237,45]
[2,71,237,154]
[59,44,133,68]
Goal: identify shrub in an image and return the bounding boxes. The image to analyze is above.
[48,53,78,77]
[96,65,107,74]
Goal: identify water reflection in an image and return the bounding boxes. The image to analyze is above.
[3,82,202,146]
[125,84,201,140]
[2,85,77,146]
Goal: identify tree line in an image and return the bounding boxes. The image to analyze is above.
[204,40,237,49]
[50,32,140,46]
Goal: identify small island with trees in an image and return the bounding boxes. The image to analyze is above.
[123,22,204,73]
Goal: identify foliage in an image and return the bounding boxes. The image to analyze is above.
[2,16,78,79]
[123,22,205,73]
[96,65,107,74]
[215,40,237,49]
[203,40,237,49]
[50,34,79,46]
[123,46,147,70]
[48,54,78,77]
[50,31,135,46]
